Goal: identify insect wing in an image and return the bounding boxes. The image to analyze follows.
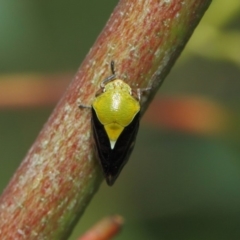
[91,108,140,185]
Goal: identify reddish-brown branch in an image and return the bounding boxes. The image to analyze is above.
[143,96,229,135]
[0,73,70,108]
[78,215,123,240]
[0,0,211,239]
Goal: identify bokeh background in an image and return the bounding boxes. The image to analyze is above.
[1,1,240,239]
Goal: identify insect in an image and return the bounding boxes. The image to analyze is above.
[80,61,148,186]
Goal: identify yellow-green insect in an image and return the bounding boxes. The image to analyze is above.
[81,61,146,186]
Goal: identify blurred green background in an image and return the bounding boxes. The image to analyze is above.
[1,1,240,239]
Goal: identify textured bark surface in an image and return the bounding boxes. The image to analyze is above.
[0,0,211,239]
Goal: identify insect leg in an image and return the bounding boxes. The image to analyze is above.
[78,104,91,109]
[100,60,116,88]
[136,87,151,101]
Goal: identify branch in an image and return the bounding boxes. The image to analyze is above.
[78,215,123,240]
[0,0,211,239]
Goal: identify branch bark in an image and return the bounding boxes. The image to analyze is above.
[0,0,211,239]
